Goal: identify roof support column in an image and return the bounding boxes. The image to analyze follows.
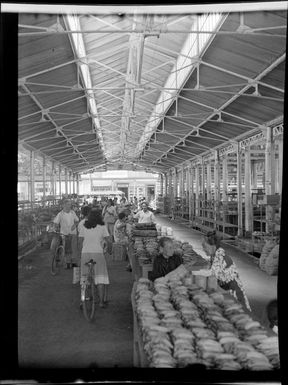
[214,151,220,230]
[187,164,192,222]
[76,173,80,195]
[65,168,68,195]
[51,162,55,198]
[236,143,243,237]
[265,126,275,233]
[159,173,164,196]
[276,134,283,195]
[43,156,46,202]
[206,160,212,201]
[222,155,228,202]
[195,164,199,217]
[69,171,72,195]
[244,147,252,233]
[164,173,168,197]
[201,158,205,201]
[59,165,62,198]
[30,150,35,207]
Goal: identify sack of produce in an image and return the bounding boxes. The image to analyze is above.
[259,240,276,271]
[132,229,158,237]
[264,244,279,276]
[135,223,156,229]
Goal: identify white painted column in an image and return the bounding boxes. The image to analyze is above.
[222,155,228,202]
[30,150,35,205]
[277,134,283,194]
[251,160,258,190]
[244,147,252,233]
[195,164,199,217]
[76,173,80,195]
[43,156,46,201]
[207,160,211,201]
[59,165,62,198]
[237,144,243,236]
[65,168,68,195]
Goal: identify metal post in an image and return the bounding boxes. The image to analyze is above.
[43,155,46,202]
[30,150,35,207]
[277,134,283,194]
[214,150,220,230]
[76,173,80,195]
[207,160,211,201]
[65,168,68,195]
[195,164,199,217]
[237,143,243,237]
[265,126,275,232]
[59,165,62,198]
[244,147,252,233]
[222,156,228,202]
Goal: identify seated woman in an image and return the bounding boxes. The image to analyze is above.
[202,230,251,311]
[149,237,183,281]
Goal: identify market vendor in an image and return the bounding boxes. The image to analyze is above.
[134,201,155,224]
[202,230,251,311]
[148,237,183,281]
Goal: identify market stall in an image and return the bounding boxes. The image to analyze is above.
[131,268,279,369]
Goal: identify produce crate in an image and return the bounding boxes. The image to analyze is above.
[131,282,149,367]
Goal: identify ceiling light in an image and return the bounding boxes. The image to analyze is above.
[195,130,200,137]
[172,148,175,153]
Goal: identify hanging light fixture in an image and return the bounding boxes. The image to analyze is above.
[195,129,200,137]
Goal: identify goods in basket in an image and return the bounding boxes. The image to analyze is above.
[259,239,276,271]
[132,229,158,237]
[264,244,279,276]
[164,264,189,282]
[135,223,157,230]
[256,336,280,368]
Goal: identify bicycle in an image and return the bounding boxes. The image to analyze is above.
[81,259,97,321]
[51,232,71,275]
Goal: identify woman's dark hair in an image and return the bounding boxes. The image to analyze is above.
[81,205,91,217]
[267,299,278,327]
[84,208,105,229]
[205,230,221,248]
[118,212,126,220]
[159,237,173,248]
[107,198,114,206]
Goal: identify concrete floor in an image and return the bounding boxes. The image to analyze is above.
[155,214,278,324]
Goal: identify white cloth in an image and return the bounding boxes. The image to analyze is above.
[134,210,155,223]
[79,224,109,253]
[78,218,86,234]
[53,210,79,235]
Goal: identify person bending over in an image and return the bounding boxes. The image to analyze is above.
[202,230,251,311]
[149,237,182,281]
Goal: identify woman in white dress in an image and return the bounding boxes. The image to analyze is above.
[78,209,110,307]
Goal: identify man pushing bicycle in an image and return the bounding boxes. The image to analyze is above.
[50,199,79,269]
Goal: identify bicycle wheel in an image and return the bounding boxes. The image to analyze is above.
[51,245,64,275]
[83,277,96,321]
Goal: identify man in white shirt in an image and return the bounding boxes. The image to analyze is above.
[50,199,79,269]
[134,202,155,224]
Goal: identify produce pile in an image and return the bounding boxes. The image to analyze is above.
[134,275,279,369]
[132,223,159,264]
[259,239,279,276]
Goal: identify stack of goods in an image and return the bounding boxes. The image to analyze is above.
[135,278,175,367]
[178,242,209,270]
[134,274,280,369]
[259,239,279,275]
[264,244,279,276]
[144,237,159,260]
[132,223,158,238]
[132,224,158,264]
[134,237,150,264]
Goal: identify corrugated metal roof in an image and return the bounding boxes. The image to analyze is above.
[18,9,286,173]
